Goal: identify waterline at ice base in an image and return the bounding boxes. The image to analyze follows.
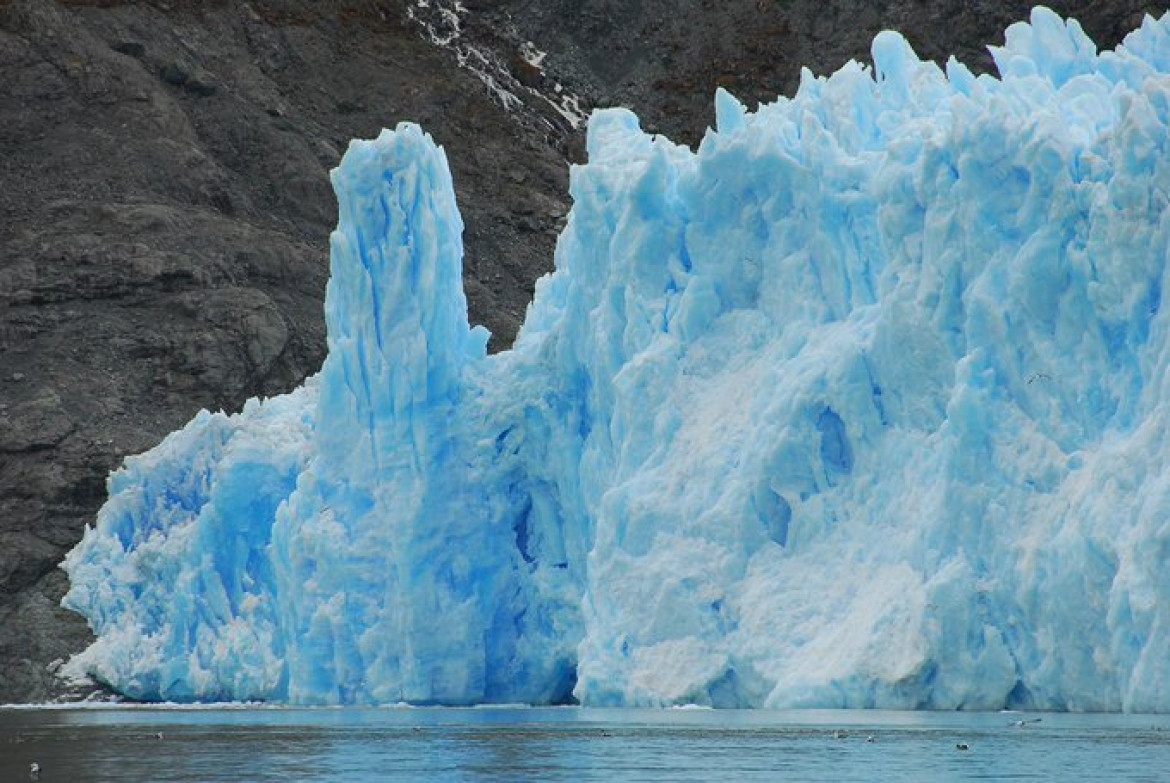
[62,8,1170,711]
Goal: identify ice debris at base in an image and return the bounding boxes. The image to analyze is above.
[63,8,1170,711]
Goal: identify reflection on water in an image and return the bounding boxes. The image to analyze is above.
[1,706,1168,782]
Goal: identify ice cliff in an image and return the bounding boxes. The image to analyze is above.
[62,8,1170,711]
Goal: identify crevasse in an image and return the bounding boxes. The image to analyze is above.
[63,7,1170,711]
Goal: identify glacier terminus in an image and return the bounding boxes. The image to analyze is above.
[62,8,1170,711]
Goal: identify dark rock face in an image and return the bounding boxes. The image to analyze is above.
[0,0,1156,702]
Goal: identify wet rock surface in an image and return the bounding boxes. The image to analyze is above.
[0,0,1156,702]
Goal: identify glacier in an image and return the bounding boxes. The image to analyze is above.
[61,8,1170,711]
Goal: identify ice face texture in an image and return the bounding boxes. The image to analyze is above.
[63,8,1170,710]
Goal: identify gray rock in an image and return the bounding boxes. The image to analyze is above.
[0,390,74,452]
[160,60,188,86]
[185,67,216,96]
[110,40,143,58]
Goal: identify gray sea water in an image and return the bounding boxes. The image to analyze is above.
[2,705,1168,781]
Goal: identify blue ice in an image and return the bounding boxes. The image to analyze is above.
[63,8,1170,711]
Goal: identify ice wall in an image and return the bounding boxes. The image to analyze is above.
[63,8,1170,711]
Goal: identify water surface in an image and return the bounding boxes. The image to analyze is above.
[2,705,1168,781]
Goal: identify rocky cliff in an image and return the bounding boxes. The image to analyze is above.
[0,0,1157,702]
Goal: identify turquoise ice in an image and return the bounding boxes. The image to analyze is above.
[63,8,1170,710]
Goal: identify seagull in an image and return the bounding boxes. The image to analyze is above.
[29,762,40,780]
[1010,717,1042,728]
[1026,373,1052,385]
[865,734,876,743]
